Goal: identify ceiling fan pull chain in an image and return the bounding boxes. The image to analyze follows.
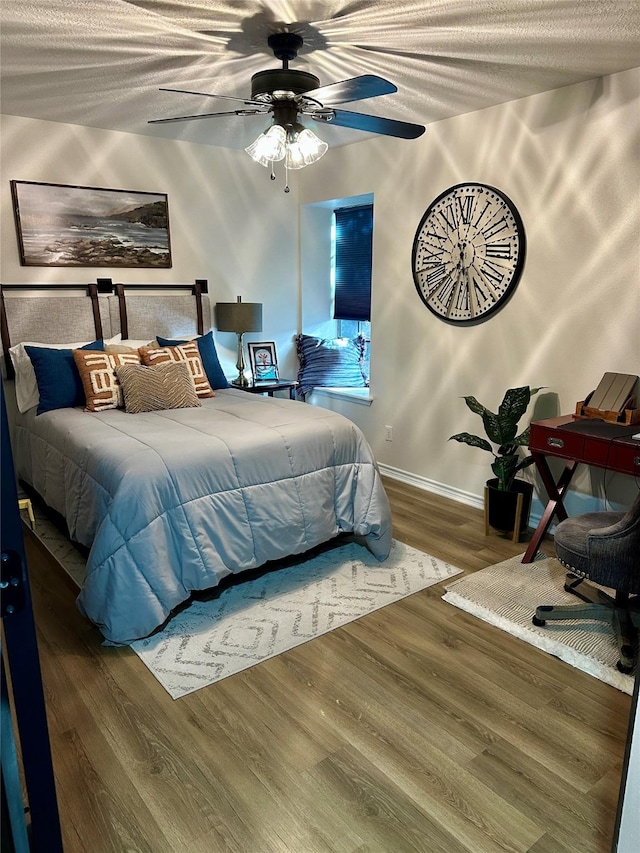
[284,163,290,194]
[270,163,276,181]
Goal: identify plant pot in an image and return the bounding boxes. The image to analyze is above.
[484,478,533,541]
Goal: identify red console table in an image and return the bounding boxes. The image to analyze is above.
[523,415,640,562]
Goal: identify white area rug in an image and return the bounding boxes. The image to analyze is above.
[132,539,462,698]
[23,506,462,700]
[26,502,87,587]
[443,554,635,695]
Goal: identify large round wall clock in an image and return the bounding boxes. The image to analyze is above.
[411,182,526,324]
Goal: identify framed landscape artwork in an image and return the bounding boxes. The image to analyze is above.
[248,342,279,382]
[11,180,172,268]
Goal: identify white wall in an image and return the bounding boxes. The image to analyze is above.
[0,115,301,378]
[299,67,640,513]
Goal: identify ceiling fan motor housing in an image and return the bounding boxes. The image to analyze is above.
[251,69,320,100]
[252,33,320,101]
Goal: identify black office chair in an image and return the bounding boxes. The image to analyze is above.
[532,492,640,674]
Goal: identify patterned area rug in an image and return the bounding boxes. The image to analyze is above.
[443,554,635,695]
[25,502,88,587]
[133,539,462,699]
[23,504,462,699]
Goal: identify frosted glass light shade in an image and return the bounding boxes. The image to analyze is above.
[245,124,287,166]
[284,138,306,170]
[285,128,328,169]
[246,121,328,171]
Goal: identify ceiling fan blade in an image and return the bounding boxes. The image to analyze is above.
[323,108,425,139]
[159,87,264,107]
[149,109,265,125]
[311,75,397,105]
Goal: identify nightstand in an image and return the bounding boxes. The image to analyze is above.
[232,379,299,400]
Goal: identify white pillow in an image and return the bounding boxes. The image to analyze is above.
[9,340,95,413]
[106,333,154,349]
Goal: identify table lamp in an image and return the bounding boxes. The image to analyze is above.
[215,296,263,387]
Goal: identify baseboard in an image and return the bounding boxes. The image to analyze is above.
[378,463,545,528]
[378,463,484,510]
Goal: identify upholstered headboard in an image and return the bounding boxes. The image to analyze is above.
[1,283,108,349]
[1,279,211,378]
[111,281,210,341]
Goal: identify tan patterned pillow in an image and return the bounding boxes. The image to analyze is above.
[105,340,158,354]
[73,349,142,411]
[139,342,214,398]
[115,362,201,413]
[104,344,143,354]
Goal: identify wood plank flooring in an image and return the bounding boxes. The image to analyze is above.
[17,477,632,852]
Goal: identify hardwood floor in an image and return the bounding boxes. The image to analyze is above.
[19,478,632,853]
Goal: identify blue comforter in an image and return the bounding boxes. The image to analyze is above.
[15,389,391,644]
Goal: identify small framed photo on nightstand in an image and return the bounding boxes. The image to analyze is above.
[248,341,279,382]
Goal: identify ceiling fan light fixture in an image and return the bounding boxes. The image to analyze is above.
[284,137,306,170]
[244,123,287,166]
[285,127,328,169]
[152,33,426,174]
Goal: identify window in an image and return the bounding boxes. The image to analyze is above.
[332,204,372,374]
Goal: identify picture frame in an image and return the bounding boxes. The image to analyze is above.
[10,180,172,268]
[248,342,279,382]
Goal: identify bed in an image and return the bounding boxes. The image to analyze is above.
[2,282,392,645]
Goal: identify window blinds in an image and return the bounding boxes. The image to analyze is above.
[333,204,373,322]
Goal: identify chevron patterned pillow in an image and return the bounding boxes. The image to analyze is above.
[115,361,201,414]
[139,342,214,398]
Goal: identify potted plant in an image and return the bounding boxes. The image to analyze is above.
[449,385,543,537]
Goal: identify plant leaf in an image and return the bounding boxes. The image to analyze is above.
[491,455,520,490]
[513,426,531,446]
[498,386,531,425]
[483,410,516,445]
[515,455,536,471]
[462,395,492,418]
[449,432,493,453]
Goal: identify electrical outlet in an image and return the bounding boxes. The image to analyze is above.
[384,425,393,441]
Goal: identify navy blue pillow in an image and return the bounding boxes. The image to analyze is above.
[26,339,104,415]
[156,331,229,389]
[296,334,368,399]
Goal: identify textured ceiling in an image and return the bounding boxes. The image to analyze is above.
[1,0,639,150]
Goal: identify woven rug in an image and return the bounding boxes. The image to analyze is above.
[25,503,88,587]
[443,554,635,695]
[23,505,462,699]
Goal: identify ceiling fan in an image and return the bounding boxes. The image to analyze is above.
[149,33,425,189]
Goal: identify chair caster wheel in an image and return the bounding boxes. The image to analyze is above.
[616,661,634,675]
[532,615,546,627]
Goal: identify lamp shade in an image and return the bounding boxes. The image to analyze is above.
[216,296,262,334]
